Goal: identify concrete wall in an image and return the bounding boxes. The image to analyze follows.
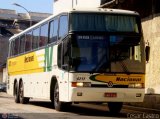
[0,72,2,83]
[0,36,9,65]
[2,68,7,83]
[0,9,16,14]
[0,36,9,83]
[122,14,160,110]
[142,14,160,94]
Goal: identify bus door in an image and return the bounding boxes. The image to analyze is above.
[58,37,70,101]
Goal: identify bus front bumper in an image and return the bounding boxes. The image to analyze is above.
[69,88,144,103]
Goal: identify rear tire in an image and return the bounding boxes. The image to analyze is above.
[108,102,123,114]
[19,81,29,104]
[14,82,20,103]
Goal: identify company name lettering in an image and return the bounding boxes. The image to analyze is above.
[24,56,34,63]
[116,77,141,82]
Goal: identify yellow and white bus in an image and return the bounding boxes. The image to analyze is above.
[7,8,146,114]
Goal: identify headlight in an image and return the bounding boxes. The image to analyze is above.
[128,83,144,88]
[128,83,135,88]
[135,83,143,88]
[72,82,91,87]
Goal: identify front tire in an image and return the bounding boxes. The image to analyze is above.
[53,82,70,111]
[54,82,63,111]
[19,81,29,104]
[108,102,123,114]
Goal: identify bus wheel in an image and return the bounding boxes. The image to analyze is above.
[19,81,29,104]
[53,82,65,111]
[108,102,123,114]
[14,82,20,103]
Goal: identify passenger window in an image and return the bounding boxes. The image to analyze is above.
[8,42,12,57]
[59,15,68,40]
[32,27,40,49]
[19,35,25,53]
[25,31,32,52]
[49,19,58,43]
[14,38,20,55]
[40,23,48,47]
[10,41,14,57]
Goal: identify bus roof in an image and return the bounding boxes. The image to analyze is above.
[9,8,139,41]
[69,8,139,15]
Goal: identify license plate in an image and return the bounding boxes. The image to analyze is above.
[104,93,117,97]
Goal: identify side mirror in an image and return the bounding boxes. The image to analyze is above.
[145,46,150,62]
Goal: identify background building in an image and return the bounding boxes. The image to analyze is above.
[0,8,51,83]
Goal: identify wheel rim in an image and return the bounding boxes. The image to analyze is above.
[54,83,59,107]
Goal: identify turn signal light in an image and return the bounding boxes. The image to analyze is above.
[72,82,91,87]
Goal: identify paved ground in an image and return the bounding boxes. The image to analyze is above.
[0,92,160,119]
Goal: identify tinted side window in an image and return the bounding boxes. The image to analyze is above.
[25,31,32,52]
[59,15,68,40]
[8,41,12,57]
[40,23,48,47]
[19,35,25,53]
[14,38,20,55]
[10,40,15,57]
[32,27,40,49]
[49,19,58,43]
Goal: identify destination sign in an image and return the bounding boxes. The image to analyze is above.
[77,35,104,40]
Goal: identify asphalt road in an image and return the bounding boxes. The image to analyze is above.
[0,92,160,119]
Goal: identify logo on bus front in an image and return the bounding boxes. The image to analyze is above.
[107,81,113,87]
[89,74,144,86]
[116,77,142,82]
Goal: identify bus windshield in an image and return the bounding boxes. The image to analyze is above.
[70,13,140,33]
[68,13,145,73]
[70,34,145,73]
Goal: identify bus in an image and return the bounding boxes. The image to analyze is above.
[7,8,146,114]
